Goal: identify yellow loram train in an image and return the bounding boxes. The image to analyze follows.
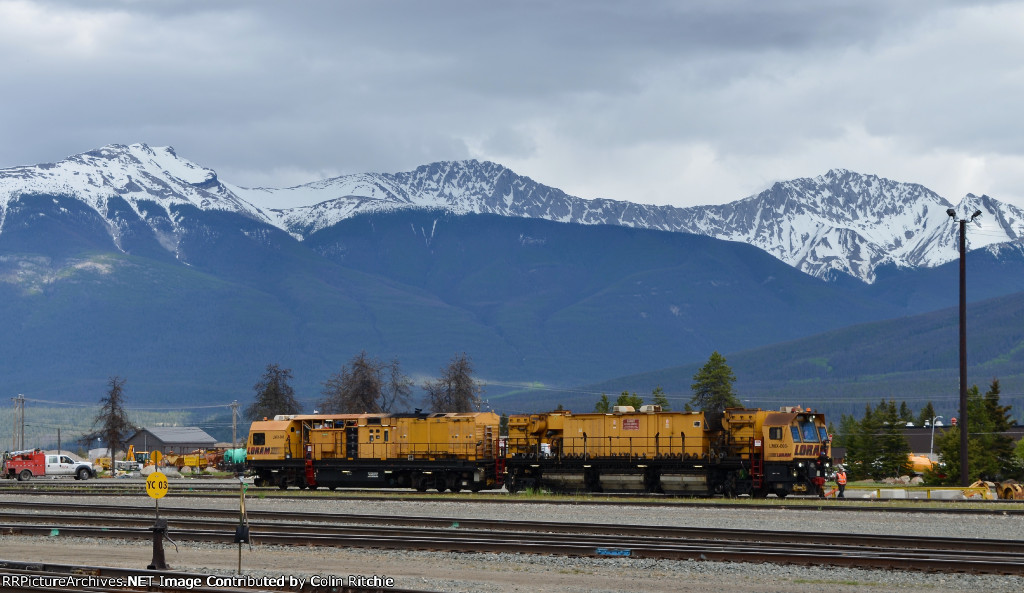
[246,406,831,497]
[247,412,502,492]
[504,405,832,497]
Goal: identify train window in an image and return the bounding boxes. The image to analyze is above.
[819,427,829,442]
[800,421,819,442]
[790,426,801,442]
[252,433,266,446]
[769,427,783,440]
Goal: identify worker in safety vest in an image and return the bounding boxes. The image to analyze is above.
[836,465,847,498]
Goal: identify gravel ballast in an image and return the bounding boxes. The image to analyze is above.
[2,493,1023,592]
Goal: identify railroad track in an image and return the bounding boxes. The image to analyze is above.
[0,559,429,593]
[3,481,1024,514]
[1,502,1022,575]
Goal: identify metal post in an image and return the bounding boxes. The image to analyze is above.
[231,400,239,448]
[148,503,169,570]
[928,416,942,459]
[19,395,25,452]
[958,218,969,487]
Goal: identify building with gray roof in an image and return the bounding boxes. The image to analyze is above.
[125,427,217,454]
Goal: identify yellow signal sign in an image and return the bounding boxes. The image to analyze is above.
[146,471,168,499]
[151,451,163,466]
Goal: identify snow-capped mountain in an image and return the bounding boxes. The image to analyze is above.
[684,170,1024,282]
[2,144,1022,283]
[225,160,1024,283]
[0,143,277,254]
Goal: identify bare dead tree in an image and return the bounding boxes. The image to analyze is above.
[422,353,483,413]
[320,352,412,413]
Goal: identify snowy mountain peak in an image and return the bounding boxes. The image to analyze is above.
[2,146,1023,283]
[0,142,263,215]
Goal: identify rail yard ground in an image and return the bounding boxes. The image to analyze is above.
[2,488,1024,593]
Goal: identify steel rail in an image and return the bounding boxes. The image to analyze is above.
[5,511,1024,563]
[2,501,1022,556]
[1,516,1021,575]
[3,481,1023,514]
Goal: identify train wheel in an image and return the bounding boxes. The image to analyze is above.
[751,487,769,499]
[435,477,447,493]
[414,475,429,492]
[505,474,521,494]
[774,488,788,499]
[277,476,288,490]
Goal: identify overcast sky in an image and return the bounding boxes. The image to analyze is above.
[2,0,1022,210]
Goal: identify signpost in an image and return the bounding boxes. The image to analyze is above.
[146,472,168,505]
[146,471,169,570]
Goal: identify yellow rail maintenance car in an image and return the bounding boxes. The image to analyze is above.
[505,405,831,497]
[247,411,502,492]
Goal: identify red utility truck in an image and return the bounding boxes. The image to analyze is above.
[2,449,94,481]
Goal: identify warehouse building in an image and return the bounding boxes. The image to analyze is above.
[125,427,217,454]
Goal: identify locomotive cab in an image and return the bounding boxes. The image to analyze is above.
[756,408,831,498]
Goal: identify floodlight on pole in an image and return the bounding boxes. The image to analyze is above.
[928,416,943,459]
[947,207,981,487]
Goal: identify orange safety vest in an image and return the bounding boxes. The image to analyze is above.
[837,471,847,485]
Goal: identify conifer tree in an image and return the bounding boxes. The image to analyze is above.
[898,401,914,424]
[689,351,740,429]
[651,386,671,411]
[615,391,644,409]
[245,363,301,421]
[876,399,912,477]
[84,376,137,475]
[916,401,937,427]
[930,380,1016,484]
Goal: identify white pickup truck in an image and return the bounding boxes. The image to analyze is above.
[1,450,95,481]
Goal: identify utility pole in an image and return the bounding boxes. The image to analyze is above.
[11,395,26,451]
[958,216,968,488]
[231,400,240,449]
[948,208,981,487]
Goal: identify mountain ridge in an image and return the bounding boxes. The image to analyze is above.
[3,143,1024,283]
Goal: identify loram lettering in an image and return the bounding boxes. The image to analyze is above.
[794,444,821,456]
